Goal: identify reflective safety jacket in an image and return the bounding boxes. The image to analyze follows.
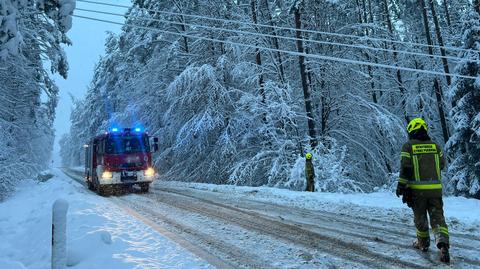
[305,160,315,181]
[398,139,445,197]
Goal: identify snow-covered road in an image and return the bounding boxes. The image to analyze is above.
[0,169,212,269]
[126,187,480,268]
[2,169,479,268]
[65,168,480,269]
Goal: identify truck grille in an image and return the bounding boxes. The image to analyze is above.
[120,162,143,169]
[121,171,138,182]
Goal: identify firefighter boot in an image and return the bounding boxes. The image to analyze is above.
[413,240,429,252]
[439,243,450,264]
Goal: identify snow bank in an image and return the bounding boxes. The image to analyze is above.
[0,169,211,269]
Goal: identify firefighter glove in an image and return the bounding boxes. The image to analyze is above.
[396,183,406,198]
[402,187,414,208]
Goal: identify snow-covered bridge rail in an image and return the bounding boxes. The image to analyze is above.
[62,168,480,268]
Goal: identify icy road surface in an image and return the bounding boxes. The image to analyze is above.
[2,168,480,268]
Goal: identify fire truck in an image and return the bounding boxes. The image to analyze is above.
[84,127,159,195]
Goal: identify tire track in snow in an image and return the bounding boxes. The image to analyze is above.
[61,168,87,187]
[152,186,480,268]
[112,197,252,269]
[155,186,480,242]
[235,196,479,251]
[156,186,480,244]
[61,169,250,268]
[142,189,428,269]
[61,169,479,268]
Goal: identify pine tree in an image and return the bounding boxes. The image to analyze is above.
[447,6,480,199]
[60,0,475,193]
[0,0,74,199]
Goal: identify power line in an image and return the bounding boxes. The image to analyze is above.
[72,14,477,80]
[75,7,471,63]
[76,0,477,55]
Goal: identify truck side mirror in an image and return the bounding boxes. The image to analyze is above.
[151,137,159,153]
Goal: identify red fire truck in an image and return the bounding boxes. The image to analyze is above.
[84,127,159,195]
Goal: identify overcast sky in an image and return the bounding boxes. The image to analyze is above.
[52,0,131,161]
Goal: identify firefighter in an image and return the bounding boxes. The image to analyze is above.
[396,118,450,263]
[305,153,315,192]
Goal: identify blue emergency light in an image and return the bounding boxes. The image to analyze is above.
[135,127,141,132]
[111,128,119,132]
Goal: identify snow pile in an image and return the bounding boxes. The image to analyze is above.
[0,169,211,269]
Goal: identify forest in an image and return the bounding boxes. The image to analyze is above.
[60,0,480,198]
[2,0,479,200]
[0,0,75,200]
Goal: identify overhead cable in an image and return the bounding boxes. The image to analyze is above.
[76,0,477,55]
[72,14,477,80]
[76,7,472,63]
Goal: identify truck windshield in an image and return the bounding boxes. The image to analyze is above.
[105,136,150,154]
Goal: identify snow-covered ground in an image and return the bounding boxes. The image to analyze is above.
[0,169,212,269]
[167,181,480,226]
[152,181,480,268]
[1,169,479,268]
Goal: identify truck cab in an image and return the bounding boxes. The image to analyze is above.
[85,128,159,195]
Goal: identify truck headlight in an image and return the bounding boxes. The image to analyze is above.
[144,167,155,177]
[102,171,113,179]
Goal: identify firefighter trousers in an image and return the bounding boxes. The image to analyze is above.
[306,178,315,192]
[412,195,449,248]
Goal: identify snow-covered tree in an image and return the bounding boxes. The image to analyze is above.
[447,7,480,199]
[0,0,75,200]
[60,0,477,195]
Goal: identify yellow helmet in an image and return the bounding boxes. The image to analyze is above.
[305,153,313,160]
[407,118,428,134]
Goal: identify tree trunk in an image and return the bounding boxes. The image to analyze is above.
[383,0,408,122]
[428,0,451,87]
[355,0,377,103]
[418,0,450,143]
[317,76,330,137]
[294,6,317,149]
[172,1,189,54]
[250,0,265,103]
[363,0,377,103]
[368,0,383,102]
[414,60,425,112]
[310,0,330,139]
[259,0,286,84]
[442,0,451,27]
